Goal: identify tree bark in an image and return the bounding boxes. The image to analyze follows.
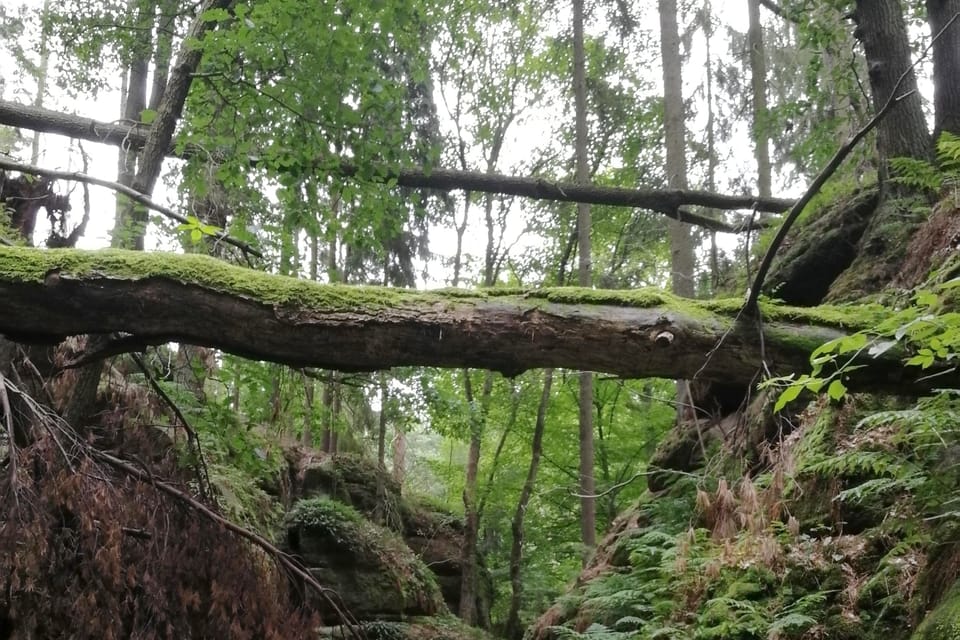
[0,100,792,232]
[504,369,553,640]
[926,0,960,141]
[851,0,930,164]
[0,247,934,393]
[459,371,493,625]
[573,0,597,557]
[748,0,772,198]
[659,0,696,299]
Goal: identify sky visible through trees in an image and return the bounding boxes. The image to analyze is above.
[0,0,828,271]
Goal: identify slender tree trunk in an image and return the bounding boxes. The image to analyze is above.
[29,0,52,166]
[377,372,388,468]
[573,0,597,558]
[320,381,334,452]
[504,369,553,640]
[302,373,314,447]
[660,0,698,427]
[852,0,930,165]
[148,0,177,111]
[330,385,341,453]
[302,220,320,447]
[748,0,772,198]
[459,371,493,625]
[392,426,406,484]
[477,386,520,522]
[112,0,153,248]
[705,4,720,291]
[659,0,695,298]
[926,0,960,141]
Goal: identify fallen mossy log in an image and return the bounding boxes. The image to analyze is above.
[0,247,939,392]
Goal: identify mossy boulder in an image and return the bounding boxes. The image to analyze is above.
[766,187,879,306]
[318,615,498,640]
[401,501,494,628]
[912,582,960,640]
[286,452,493,627]
[295,452,403,523]
[284,497,447,621]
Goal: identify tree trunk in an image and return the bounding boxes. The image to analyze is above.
[392,426,406,484]
[573,0,597,556]
[852,0,930,164]
[504,369,553,640]
[659,0,695,298]
[29,0,52,166]
[302,373,314,447]
[748,0,772,198]
[459,371,493,625]
[320,381,334,453]
[112,0,153,248]
[0,246,936,392]
[926,0,960,141]
[377,371,388,468]
[148,0,177,112]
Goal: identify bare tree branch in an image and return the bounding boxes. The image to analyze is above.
[0,99,792,233]
[0,158,263,258]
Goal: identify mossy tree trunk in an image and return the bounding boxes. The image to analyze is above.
[0,246,946,393]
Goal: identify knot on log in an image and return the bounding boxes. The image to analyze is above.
[654,330,675,347]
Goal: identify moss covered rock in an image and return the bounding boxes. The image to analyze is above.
[296,452,403,529]
[284,497,447,621]
[913,582,960,640]
[318,616,499,640]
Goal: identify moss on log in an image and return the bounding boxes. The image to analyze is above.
[0,247,932,391]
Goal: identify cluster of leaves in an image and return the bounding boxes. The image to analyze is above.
[546,510,839,639]
[766,273,960,411]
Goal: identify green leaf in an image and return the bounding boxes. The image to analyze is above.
[837,332,868,354]
[201,8,231,22]
[140,109,157,124]
[827,379,847,401]
[190,228,202,244]
[775,384,804,413]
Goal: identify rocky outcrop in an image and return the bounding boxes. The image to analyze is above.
[282,451,493,629]
[284,497,447,621]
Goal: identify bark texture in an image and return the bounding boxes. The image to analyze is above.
[748,0,772,198]
[504,369,552,640]
[852,0,930,162]
[927,0,960,141]
[573,0,597,555]
[0,247,934,392]
[659,0,696,298]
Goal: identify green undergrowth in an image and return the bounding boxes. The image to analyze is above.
[542,388,960,640]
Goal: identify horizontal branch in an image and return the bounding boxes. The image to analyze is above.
[0,99,792,233]
[0,158,262,258]
[0,247,932,393]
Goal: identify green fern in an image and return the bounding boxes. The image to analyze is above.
[890,131,960,196]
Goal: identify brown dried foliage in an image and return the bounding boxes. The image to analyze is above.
[0,426,317,639]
